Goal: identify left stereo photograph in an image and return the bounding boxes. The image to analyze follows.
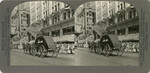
[10,1,75,66]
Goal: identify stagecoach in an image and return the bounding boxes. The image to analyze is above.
[88,22,124,57]
[94,34,123,56]
[24,35,60,58]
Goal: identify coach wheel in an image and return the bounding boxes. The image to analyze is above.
[97,45,102,55]
[39,45,46,58]
[32,48,37,56]
[117,47,124,56]
[103,44,111,57]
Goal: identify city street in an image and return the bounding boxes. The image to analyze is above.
[75,48,139,66]
[11,48,139,66]
[10,49,75,66]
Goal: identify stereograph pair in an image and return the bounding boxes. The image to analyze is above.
[0,0,149,73]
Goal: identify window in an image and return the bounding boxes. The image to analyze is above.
[55,17,57,22]
[87,17,88,22]
[21,19,27,24]
[121,4,123,9]
[51,30,60,37]
[129,11,132,18]
[87,12,89,16]
[63,26,74,35]
[52,17,54,24]
[58,3,60,10]
[117,28,125,35]
[58,15,60,21]
[64,13,66,20]
[120,15,122,22]
[123,14,125,20]
[55,5,57,11]
[129,25,139,34]
[68,11,70,18]
[133,9,137,17]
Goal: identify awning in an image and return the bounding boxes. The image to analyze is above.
[53,34,74,43]
[118,33,139,42]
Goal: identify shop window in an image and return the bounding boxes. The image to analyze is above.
[63,26,74,35]
[51,30,60,37]
[129,25,139,34]
[117,28,125,35]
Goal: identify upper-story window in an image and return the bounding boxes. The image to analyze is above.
[68,11,70,18]
[133,9,137,17]
[58,15,60,21]
[129,11,132,18]
[64,13,67,20]
[58,3,60,10]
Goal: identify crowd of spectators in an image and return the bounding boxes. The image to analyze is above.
[57,43,76,54]
[122,42,139,53]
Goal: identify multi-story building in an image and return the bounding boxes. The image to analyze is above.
[41,1,75,44]
[29,1,52,26]
[95,1,139,42]
[27,1,53,41]
[75,2,96,47]
[11,2,30,46]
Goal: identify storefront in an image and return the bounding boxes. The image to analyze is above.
[41,18,75,44]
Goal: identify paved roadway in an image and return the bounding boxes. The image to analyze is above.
[10,48,139,66]
[75,48,139,66]
[10,49,75,66]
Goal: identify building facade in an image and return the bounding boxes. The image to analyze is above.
[41,1,75,44]
[95,1,139,42]
[75,2,96,47]
[11,2,30,46]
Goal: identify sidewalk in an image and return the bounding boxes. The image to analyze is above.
[77,47,139,57]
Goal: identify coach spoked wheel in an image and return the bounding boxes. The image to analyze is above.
[117,47,124,56]
[31,48,37,56]
[97,45,102,55]
[39,45,47,58]
[103,44,111,57]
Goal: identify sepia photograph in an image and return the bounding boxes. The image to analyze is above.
[10,1,75,66]
[10,1,139,66]
[74,1,139,66]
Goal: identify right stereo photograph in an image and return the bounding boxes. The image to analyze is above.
[74,1,139,66]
